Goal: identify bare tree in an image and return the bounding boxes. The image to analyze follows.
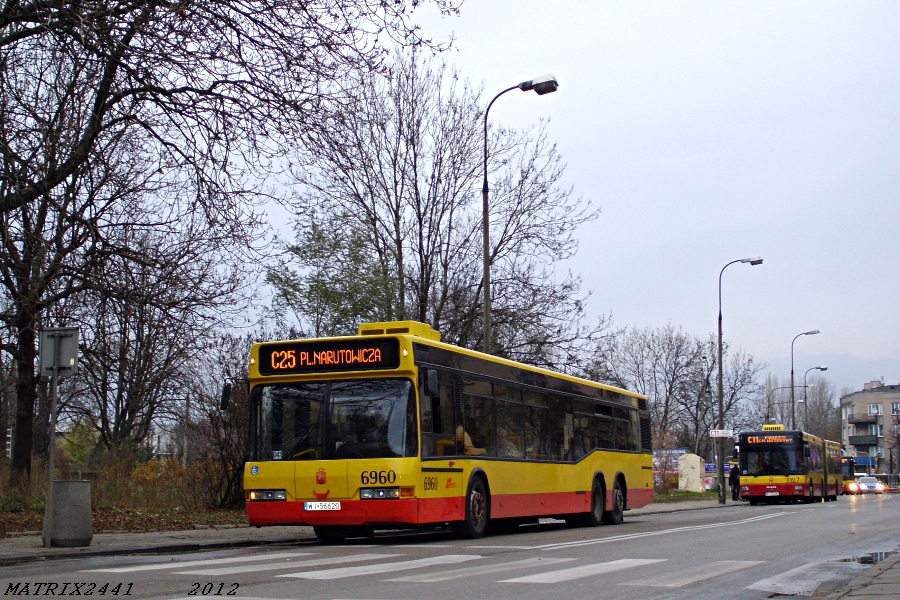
[594,325,764,461]
[0,0,459,215]
[803,376,839,441]
[187,331,258,509]
[63,223,251,453]
[281,51,606,370]
[0,119,256,482]
[600,324,697,441]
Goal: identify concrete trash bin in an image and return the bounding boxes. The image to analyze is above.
[46,480,93,547]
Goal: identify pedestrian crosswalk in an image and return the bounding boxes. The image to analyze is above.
[82,548,860,594]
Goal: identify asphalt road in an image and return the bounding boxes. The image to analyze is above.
[2,494,897,600]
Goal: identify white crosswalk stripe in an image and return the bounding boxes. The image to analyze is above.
[622,560,766,587]
[277,554,481,579]
[174,553,404,576]
[83,552,316,573]
[500,558,666,583]
[747,561,868,596]
[386,557,576,582]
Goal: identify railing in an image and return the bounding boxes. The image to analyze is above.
[847,414,878,425]
[849,435,879,446]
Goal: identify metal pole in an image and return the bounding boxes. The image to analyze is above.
[182,394,190,467]
[790,341,796,430]
[717,261,737,505]
[482,85,518,355]
[803,369,811,432]
[42,333,62,548]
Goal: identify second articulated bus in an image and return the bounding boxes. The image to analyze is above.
[737,424,842,504]
[237,320,654,542]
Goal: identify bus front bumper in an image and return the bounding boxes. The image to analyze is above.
[247,498,461,527]
[741,483,806,499]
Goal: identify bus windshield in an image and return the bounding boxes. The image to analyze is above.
[742,443,804,476]
[253,378,417,461]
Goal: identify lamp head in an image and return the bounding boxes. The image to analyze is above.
[519,74,559,95]
[740,256,763,265]
[805,329,820,336]
[819,365,828,371]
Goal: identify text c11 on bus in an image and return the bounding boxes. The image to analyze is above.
[710,429,734,438]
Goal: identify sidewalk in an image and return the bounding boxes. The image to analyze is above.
[823,553,900,600]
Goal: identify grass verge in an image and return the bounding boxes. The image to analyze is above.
[652,489,719,503]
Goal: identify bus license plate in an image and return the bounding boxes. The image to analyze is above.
[764,492,779,496]
[304,501,341,511]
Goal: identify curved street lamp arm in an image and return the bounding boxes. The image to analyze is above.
[483,85,520,193]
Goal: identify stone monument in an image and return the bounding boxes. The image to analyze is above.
[678,453,705,492]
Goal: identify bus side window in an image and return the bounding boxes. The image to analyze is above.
[422,370,458,457]
[463,377,494,456]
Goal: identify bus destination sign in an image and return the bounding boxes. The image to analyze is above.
[258,338,401,375]
[744,433,798,445]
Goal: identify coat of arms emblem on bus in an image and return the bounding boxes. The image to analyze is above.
[316,469,327,485]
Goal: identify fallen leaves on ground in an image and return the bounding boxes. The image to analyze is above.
[0,507,247,537]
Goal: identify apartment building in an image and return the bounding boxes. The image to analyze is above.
[840,380,900,473]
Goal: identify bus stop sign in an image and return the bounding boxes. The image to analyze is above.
[39,327,80,377]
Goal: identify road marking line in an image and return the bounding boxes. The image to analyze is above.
[386,544,454,548]
[386,557,576,582]
[525,512,789,551]
[500,558,665,583]
[747,561,868,595]
[175,553,403,576]
[278,554,481,579]
[83,552,316,573]
[623,560,766,587]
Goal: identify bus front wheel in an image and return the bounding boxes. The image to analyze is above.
[452,476,488,539]
[602,480,624,525]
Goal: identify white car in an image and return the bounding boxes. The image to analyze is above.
[857,476,885,494]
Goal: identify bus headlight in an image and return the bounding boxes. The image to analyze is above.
[245,489,287,501]
[360,488,400,499]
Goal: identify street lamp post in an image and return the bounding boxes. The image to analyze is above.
[717,256,763,504]
[801,365,827,431]
[790,330,820,429]
[482,75,558,354]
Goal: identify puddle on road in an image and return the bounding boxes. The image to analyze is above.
[834,550,897,565]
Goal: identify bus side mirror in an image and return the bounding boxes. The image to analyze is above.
[220,383,232,410]
[804,447,811,457]
[423,369,439,397]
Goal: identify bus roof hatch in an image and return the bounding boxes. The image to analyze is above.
[358,320,441,342]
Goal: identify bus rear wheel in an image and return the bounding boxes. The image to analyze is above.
[602,480,625,525]
[452,476,488,539]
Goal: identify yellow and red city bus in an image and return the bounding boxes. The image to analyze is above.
[737,424,842,504]
[239,321,653,542]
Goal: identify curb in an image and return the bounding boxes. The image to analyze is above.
[824,553,900,600]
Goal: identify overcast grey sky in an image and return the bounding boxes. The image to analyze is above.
[415,1,900,394]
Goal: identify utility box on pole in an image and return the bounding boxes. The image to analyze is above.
[39,327,90,548]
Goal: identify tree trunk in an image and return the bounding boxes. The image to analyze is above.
[10,323,37,486]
